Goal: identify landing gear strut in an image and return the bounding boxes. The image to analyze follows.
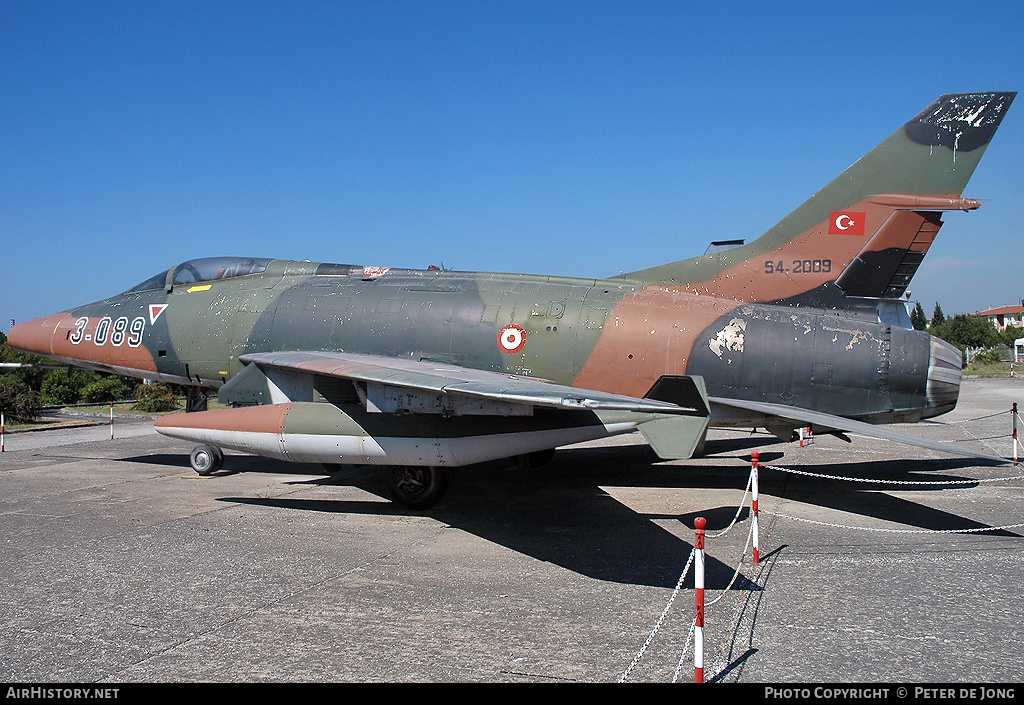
[512,447,555,471]
[190,444,224,476]
[185,386,211,413]
[385,465,450,509]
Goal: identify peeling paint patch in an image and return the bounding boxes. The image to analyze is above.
[709,318,746,358]
[822,323,875,351]
[844,331,871,350]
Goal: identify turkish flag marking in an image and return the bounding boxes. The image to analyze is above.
[828,211,867,235]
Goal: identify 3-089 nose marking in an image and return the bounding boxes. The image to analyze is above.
[68,316,146,348]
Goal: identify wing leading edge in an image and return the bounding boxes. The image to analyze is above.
[237,350,708,416]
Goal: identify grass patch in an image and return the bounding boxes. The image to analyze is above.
[963,361,1021,377]
[4,416,108,431]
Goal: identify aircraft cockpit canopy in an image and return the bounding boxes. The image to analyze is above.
[126,257,273,293]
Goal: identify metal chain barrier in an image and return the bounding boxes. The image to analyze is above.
[707,470,753,539]
[760,510,1024,533]
[760,405,1022,534]
[618,548,695,682]
[621,475,758,683]
[622,405,1021,681]
[621,403,1022,682]
[761,463,1024,486]
[913,407,1018,457]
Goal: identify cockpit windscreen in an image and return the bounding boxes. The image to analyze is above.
[127,257,273,292]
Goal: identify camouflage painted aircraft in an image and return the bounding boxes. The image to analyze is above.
[8,91,1016,508]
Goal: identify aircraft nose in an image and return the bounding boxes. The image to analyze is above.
[6,312,71,358]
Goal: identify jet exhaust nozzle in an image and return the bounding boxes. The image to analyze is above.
[924,336,962,418]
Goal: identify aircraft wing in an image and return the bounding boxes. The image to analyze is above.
[159,351,712,469]
[709,396,1010,464]
[238,350,707,415]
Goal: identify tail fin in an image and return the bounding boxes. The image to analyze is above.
[621,92,1015,304]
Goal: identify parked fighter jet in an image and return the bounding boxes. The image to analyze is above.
[8,92,1015,507]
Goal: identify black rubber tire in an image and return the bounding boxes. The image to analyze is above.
[384,466,450,509]
[190,444,222,476]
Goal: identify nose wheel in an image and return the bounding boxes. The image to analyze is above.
[190,444,224,476]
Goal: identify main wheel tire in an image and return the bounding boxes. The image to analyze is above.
[190,444,223,476]
[385,465,450,509]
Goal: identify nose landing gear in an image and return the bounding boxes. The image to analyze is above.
[190,444,224,476]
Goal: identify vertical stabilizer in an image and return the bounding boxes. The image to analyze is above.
[621,92,1015,304]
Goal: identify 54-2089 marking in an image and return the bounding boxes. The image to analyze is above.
[764,259,832,275]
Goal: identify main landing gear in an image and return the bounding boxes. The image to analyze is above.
[385,465,450,509]
[186,447,449,510]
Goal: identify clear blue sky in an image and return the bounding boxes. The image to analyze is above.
[3,0,1022,332]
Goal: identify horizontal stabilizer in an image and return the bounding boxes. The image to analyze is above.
[638,414,711,460]
[710,396,1010,463]
[643,374,710,416]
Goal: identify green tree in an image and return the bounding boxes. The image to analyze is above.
[133,383,180,413]
[931,302,945,327]
[0,331,49,389]
[80,376,131,403]
[910,302,928,331]
[40,370,89,406]
[997,325,1024,347]
[930,313,998,349]
[0,376,42,421]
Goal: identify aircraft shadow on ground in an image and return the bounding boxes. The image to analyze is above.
[123,441,1019,589]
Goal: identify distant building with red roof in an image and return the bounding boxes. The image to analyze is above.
[975,305,1024,331]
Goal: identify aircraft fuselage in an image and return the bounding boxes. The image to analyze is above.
[9,257,956,432]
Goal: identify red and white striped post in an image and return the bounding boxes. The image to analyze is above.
[694,516,706,683]
[799,426,814,447]
[1,412,5,452]
[1013,403,1018,466]
[751,451,760,565]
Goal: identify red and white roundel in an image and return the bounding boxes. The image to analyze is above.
[497,324,526,354]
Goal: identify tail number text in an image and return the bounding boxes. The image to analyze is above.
[764,259,832,275]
